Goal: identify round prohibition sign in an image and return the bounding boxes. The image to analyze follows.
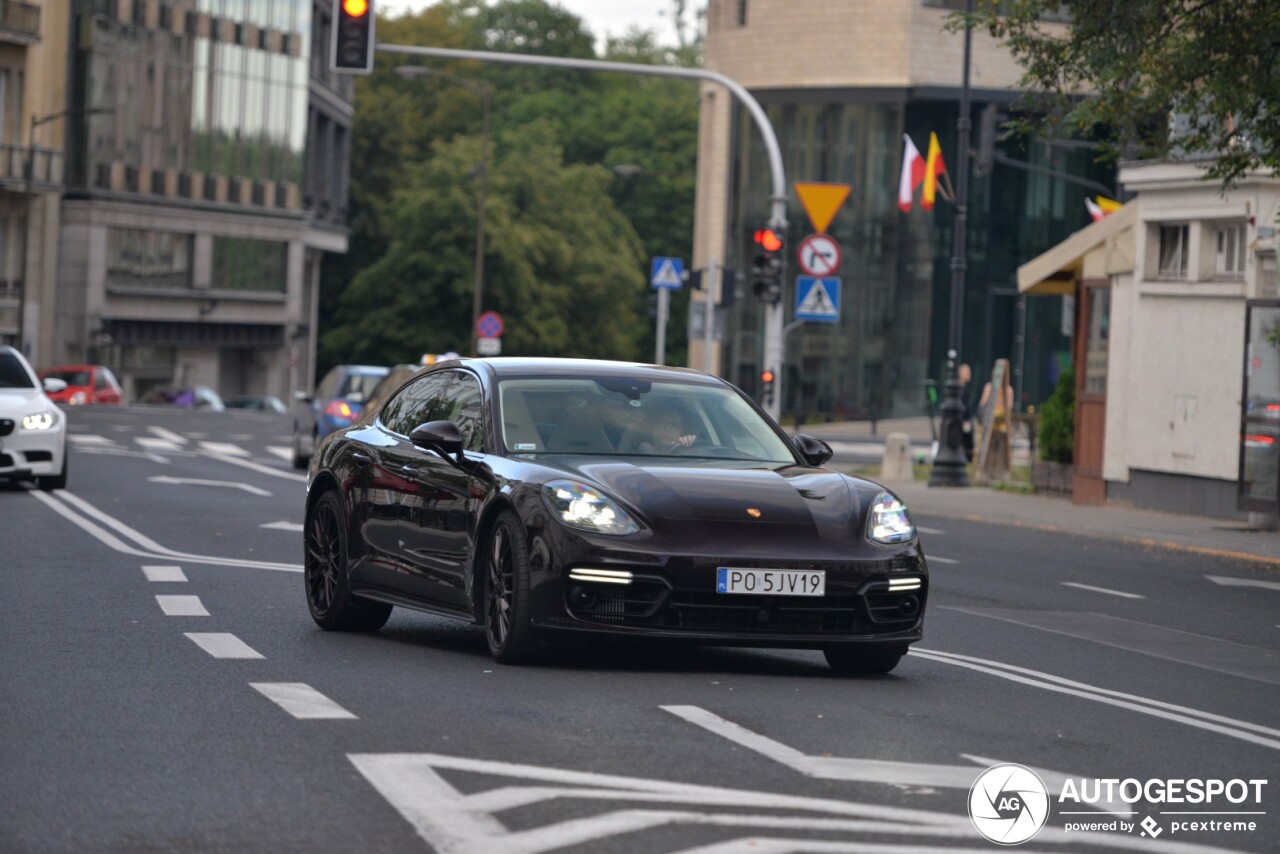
[476,311,504,339]
[797,234,842,277]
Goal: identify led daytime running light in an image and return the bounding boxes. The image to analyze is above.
[22,411,57,431]
[568,569,634,585]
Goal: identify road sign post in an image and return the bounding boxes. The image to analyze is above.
[795,277,841,323]
[650,257,684,366]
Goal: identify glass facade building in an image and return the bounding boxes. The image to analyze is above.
[722,96,1113,420]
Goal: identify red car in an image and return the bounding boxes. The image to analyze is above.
[40,364,124,405]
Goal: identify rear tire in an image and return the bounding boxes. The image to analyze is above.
[483,510,539,664]
[291,428,309,469]
[37,450,68,491]
[824,644,906,675]
[304,490,391,631]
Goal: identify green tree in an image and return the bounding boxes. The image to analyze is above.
[957,0,1280,186]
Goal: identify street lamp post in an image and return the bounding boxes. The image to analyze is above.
[928,0,974,488]
[395,65,491,356]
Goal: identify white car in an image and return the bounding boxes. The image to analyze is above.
[0,345,68,489]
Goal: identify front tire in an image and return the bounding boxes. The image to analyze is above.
[304,490,391,631]
[824,644,906,675]
[291,427,309,470]
[37,450,68,491]
[484,510,539,664]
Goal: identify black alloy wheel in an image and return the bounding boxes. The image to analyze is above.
[484,510,538,664]
[304,490,391,631]
[823,644,907,675]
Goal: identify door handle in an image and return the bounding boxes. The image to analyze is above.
[351,452,372,467]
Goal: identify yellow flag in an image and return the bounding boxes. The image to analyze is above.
[1095,196,1122,214]
[923,132,947,211]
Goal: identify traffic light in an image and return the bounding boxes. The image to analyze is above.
[761,368,776,406]
[332,0,375,74]
[751,226,784,303]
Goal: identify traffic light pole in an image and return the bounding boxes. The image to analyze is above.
[372,43,791,420]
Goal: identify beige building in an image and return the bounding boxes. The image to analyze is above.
[1019,161,1280,518]
[690,0,1093,419]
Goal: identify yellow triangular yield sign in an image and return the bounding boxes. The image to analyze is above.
[794,182,851,234]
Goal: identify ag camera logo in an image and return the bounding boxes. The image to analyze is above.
[969,763,1051,845]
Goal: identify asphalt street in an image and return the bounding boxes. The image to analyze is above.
[2,406,1277,853]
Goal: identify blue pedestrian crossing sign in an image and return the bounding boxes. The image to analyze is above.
[650,256,685,290]
[795,276,841,322]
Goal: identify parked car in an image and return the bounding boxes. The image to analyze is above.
[40,364,123,405]
[224,395,289,414]
[363,364,421,411]
[303,358,928,673]
[0,345,68,489]
[138,386,226,411]
[291,364,390,468]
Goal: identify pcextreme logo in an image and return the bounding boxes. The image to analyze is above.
[968,763,1051,845]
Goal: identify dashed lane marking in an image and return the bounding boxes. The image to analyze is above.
[198,448,307,483]
[261,521,304,533]
[250,683,357,719]
[1061,582,1144,599]
[1206,574,1280,592]
[142,565,187,582]
[916,526,945,536]
[135,436,184,452]
[185,633,263,659]
[147,426,188,444]
[198,441,250,457]
[67,434,117,446]
[147,475,272,496]
[266,446,294,462]
[926,555,958,565]
[156,595,210,616]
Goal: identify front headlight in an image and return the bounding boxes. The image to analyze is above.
[542,480,639,535]
[22,410,58,431]
[867,491,915,544]
[69,391,87,405]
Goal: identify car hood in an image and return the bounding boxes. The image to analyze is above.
[550,459,865,551]
[0,388,48,416]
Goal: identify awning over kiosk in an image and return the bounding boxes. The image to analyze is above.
[1017,202,1137,295]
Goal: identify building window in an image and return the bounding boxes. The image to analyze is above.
[106,228,192,290]
[212,237,287,293]
[737,0,747,26]
[1157,224,1189,279]
[1216,221,1247,278]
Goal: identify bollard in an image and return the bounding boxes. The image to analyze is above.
[880,432,913,481]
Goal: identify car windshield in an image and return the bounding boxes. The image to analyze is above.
[45,369,91,386]
[497,377,797,463]
[0,352,35,389]
[339,370,389,401]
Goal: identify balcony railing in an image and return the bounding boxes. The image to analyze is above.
[0,143,63,186]
[0,1,40,43]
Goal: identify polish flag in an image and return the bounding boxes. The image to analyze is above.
[898,134,924,212]
[922,132,947,211]
[1085,198,1105,222]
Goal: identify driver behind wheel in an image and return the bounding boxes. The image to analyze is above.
[636,403,698,454]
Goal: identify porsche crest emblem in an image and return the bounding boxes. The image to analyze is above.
[746,508,762,518]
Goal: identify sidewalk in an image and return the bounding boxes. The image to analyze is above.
[794,416,935,443]
[887,479,1280,566]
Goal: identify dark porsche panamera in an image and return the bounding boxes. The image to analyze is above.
[303,358,929,674]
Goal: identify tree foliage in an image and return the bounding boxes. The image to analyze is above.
[958,0,1280,187]
[319,1,702,373]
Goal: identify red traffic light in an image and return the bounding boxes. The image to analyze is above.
[753,228,784,253]
[761,370,775,384]
[343,0,369,15]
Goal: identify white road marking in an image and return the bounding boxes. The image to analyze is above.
[911,648,1280,751]
[142,565,187,582]
[156,595,209,616]
[66,434,116,446]
[147,475,271,496]
[916,526,945,536]
[199,447,307,483]
[185,633,263,659]
[135,436,183,452]
[249,683,357,719]
[29,490,301,573]
[1061,582,1144,599]
[260,521,304,533]
[1206,574,1280,592]
[266,445,294,462]
[926,555,959,565]
[147,426,188,444]
[198,441,249,457]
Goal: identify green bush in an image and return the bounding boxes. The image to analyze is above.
[1038,368,1075,464]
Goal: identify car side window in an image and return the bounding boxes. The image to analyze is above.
[93,370,108,390]
[437,372,485,452]
[381,373,450,437]
[102,367,120,390]
[315,367,341,400]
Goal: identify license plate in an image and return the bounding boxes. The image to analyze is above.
[716,568,825,596]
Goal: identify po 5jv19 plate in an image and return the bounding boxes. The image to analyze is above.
[716,568,825,596]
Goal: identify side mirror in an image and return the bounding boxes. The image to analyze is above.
[293,390,312,404]
[793,433,834,467]
[42,378,68,394]
[410,420,464,464]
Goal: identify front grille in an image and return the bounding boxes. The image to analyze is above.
[863,581,926,627]
[662,592,867,634]
[0,419,13,437]
[566,575,669,624]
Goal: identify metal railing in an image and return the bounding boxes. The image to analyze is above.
[0,143,62,185]
[0,1,40,40]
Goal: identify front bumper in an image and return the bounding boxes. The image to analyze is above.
[0,419,65,480]
[528,528,928,648]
